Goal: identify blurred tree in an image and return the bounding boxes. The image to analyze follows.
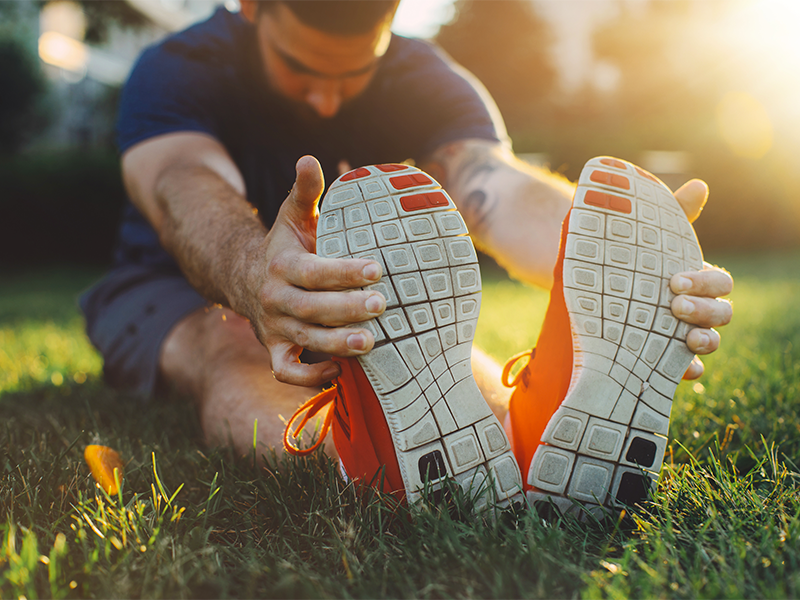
[76,0,150,44]
[0,38,46,154]
[590,0,800,251]
[435,0,557,135]
[592,0,732,146]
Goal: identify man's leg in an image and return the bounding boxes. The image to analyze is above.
[82,264,511,462]
[471,346,513,422]
[159,305,331,459]
[159,305,512,460]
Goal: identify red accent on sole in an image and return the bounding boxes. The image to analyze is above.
[390,173,433,190]
[600,158,627,170]
[376,164,408,172]
[340,167,371,182]
[590,170,631,190]
[584,190,632,214]
[400,191,449,212]
[635,166,660,183]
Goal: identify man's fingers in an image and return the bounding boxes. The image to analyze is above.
[270,343,341,387]
[282,155,325,223]
[672,295,733,328]
[683,355,705,380]
[673,179,709,223]
[288,253,382,290]
[277,321,376,358]
[670,265,733,328]
[268,320,379,386]
[671,265,733,298]
[685,327,721,355]
[338,160,352,176]
[282,288,386,326]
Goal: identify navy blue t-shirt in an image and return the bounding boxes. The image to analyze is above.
[114,7,508,268]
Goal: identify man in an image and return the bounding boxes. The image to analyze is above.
[81,0,732,507]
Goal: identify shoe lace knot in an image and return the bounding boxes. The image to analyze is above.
[283,384,340,456]
[501,347,536,388]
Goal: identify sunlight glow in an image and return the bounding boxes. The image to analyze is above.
[726,0,800,77]
[738,0,800,61]
[38,30,88,74]
[716,92,774,160]
[711,0,800,137]
[39,1,86,41]
[391,0,455,39]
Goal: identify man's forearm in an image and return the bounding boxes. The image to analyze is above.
[154,163,266,313]
[425,140,575,289]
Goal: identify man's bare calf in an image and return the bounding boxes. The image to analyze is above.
[159,305,511,461]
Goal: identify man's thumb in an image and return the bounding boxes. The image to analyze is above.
[285,155,325,219]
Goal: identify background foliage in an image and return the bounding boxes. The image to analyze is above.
[436,0,557,134]
[0,18,47,153]
[437,0,800,253]
[0,152,124,266]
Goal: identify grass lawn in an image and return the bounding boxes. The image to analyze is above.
[1,253,799,598]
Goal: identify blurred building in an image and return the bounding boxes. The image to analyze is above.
[29,0,227,151]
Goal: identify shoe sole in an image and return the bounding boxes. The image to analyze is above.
[318,164,523,510]
[527,157,704,516]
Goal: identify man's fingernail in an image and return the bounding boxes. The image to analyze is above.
[673,276,692,293]
[674,296,695,317]
[365,293,385,314]
[323,365,341,380]
[362,263,381,281]
[695,332,711,353]
[347,333,367,351]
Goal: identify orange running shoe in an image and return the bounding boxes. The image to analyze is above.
[285,164,524,511]
[503,157,704,516]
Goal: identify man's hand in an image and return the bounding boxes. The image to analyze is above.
[238,156,387,387]
[124,135,386,388]
[670,179,734,379]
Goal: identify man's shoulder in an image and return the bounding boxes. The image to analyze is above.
[140,7,249,68]
[118,8,252,154]
[370,34,479,100]
[356,34,507,160]
[381,35,449,70]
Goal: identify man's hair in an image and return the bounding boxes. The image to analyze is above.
[258,1,400,36]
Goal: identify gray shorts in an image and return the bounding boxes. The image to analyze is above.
[80,265,208,398]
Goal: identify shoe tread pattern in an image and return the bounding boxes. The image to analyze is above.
[319,164,523,508]
[528,156,702,511]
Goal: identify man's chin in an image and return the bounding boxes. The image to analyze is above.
[277,96,348,125]
[295,108,331,125]
[272,97,329,125]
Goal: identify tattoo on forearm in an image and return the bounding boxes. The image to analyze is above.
[424,142,507,235]
[462,189,493,232]
[452,149,500,189]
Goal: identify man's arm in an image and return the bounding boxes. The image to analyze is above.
[421,139,733,378]
[423,139,573,289]
[122,132,387,386]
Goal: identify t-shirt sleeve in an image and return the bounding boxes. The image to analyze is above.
[116,41,227,154]
[370,38,511,160]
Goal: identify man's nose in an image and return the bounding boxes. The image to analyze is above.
[305,80,342,119]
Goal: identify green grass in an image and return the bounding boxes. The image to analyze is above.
[0,268,102,393]
[1,254,799,598]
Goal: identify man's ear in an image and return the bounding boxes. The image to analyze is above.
[239,0,257,23]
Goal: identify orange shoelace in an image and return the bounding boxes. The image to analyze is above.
[283,385,338,456]
[501,348,536,388]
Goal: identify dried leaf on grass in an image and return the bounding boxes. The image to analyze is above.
[84,444,124,494]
